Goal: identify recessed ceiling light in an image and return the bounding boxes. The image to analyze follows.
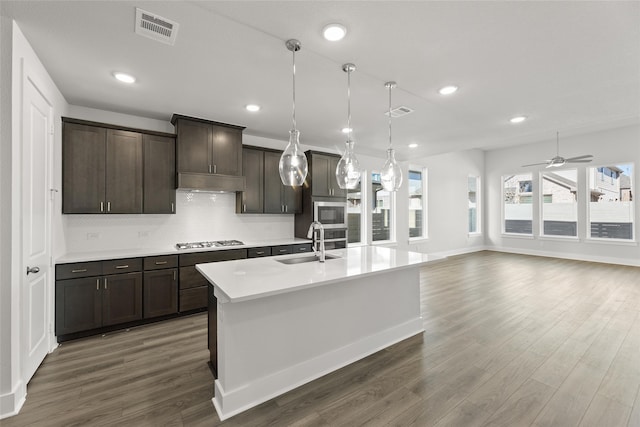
[322,24,347,41]
[245,104,261,112]
[510,115,527,124]
[113,72,136,84]
[341,127,352,134]
[408,143,418,148]
[438,85,458,95]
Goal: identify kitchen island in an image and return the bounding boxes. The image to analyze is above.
[196,246,444,420]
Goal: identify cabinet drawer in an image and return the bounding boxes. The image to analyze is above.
[248,247,272,258]
[56,261,102,280]
[180,287,208,312]
[292,243,313,253]
[102,258,142,275]
[179,248,247,267]
[144,255,178,271]
[179,266,209,290]
[272,245,292,255]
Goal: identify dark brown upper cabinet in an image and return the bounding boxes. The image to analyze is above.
[62,118,176,214]
[237,147,264,213]
[236,146,301,214]
[143,134,176,214]
[307,151,347,198]
[172,114,246,192]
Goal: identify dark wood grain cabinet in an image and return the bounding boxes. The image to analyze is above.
[237,147,264,213]
[172,115,245,192]
[62,118,176,214]
[237,146,301,214]
[143,255,178,319]
[143,134,176,214]
[308,151,347,198]
[55,261,142,336]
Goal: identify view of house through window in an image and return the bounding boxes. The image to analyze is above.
[408,170,424,238]
[347,180,362,244]
[503,173,533,234]
[372,172,393,241]
[541,169,577,237]
[468,176,480,233]
[588,164,634,240]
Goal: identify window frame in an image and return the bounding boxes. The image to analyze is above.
[346,172,367,247]
[408,167,428,242]
[468,175,481,236]
[502,172,534,237]
[539,168,578,239]
[371,171,396,244]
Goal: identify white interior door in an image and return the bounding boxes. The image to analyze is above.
[21,75,52,383]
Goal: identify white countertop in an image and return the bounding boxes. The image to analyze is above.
[56,238,312,263]
[196,246,445,303]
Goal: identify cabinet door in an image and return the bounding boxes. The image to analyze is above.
[311,154,332,197]
[264,150,285,213]
[55,277,102,335]
[62,123,106,213]
[239,147,264,213]
[176,119,211,174]
[143,134,176,214]
[102,272,143,326]
[329,156,347,198]
[283,185,302,214]
[143,269,178,318]
[106,129,143,213]
[211,125,242,176]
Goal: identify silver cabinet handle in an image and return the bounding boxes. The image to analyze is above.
[26,266,40,275]
[107,201,111,212]
[155,261,168,265]
[244,204,246,212]
[208,164,212,174]
[173,271,177,281]
[71,268,87,273]
[104,278,108,290]
[256,251,264,255]
[96,279,100,290]
[115,265,129,269]
[214,164,217,174]
[100,202,104,212]
[171,202,175,213]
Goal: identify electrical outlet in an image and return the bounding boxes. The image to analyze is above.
[138,231,149,238]
[87,232,100,240]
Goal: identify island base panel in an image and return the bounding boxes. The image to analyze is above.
[212,267,423,420]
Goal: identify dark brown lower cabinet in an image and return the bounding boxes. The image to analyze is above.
[55,277,102,335]
[143,269,178,318]
[55,272,142,335]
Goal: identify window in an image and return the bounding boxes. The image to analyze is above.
[503,173,533,234]
[588,164,634,240]
[347,179,364,244]
[541,169,577,237]
[468,176,480,234]
[408,170,425,238]
[372,172,394,242]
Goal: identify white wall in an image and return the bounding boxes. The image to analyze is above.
[486,124,640,266]
[403,149,486,256]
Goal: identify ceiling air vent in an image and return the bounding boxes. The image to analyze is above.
[385,106,414,118]
[135,8,179,46]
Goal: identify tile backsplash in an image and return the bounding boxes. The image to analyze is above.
[61,191,293,254]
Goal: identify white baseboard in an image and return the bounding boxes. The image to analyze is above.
[0,381,26,420]
[430,245,488,259]
[486,245,640,267]
[213,318,424,421]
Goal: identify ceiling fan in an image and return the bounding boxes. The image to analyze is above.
[522,132,593,168]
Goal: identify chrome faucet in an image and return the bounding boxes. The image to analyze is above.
[306,221,325,262]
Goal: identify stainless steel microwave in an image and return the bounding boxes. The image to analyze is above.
[313,201,347,229]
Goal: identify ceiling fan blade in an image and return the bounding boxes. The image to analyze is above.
[521,161,550,167]
[566,159,593,163]
[564,154,593,161]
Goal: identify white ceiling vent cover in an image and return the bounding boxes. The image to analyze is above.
[135,8,179,46]
[385,106,414,118]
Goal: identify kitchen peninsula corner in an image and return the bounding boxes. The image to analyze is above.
[196,246,443,421]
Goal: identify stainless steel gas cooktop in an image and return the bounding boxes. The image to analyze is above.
[175,240,245,250]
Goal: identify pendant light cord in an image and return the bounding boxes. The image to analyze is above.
[388,85,392,149]
[347,68,352,141]
[292,48,297,130]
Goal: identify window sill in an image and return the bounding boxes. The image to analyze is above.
[538,235,579,242]
[347,242,367,248]
[372,240,398,248]
[501,233,534,240]
[468,232,483,238]
[408,237,429,245]
[584,238,638,246]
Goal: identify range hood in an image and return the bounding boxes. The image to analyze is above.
[177,172,246,192]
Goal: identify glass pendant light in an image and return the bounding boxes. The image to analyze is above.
[380,81,402,191]
[279,39,308,187]
[335,63,361,190]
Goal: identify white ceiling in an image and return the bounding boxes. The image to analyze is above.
[3,1,639,160]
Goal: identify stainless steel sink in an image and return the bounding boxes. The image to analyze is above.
[276,254,341,265]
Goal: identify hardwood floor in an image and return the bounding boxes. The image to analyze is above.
[4,251,639,426]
